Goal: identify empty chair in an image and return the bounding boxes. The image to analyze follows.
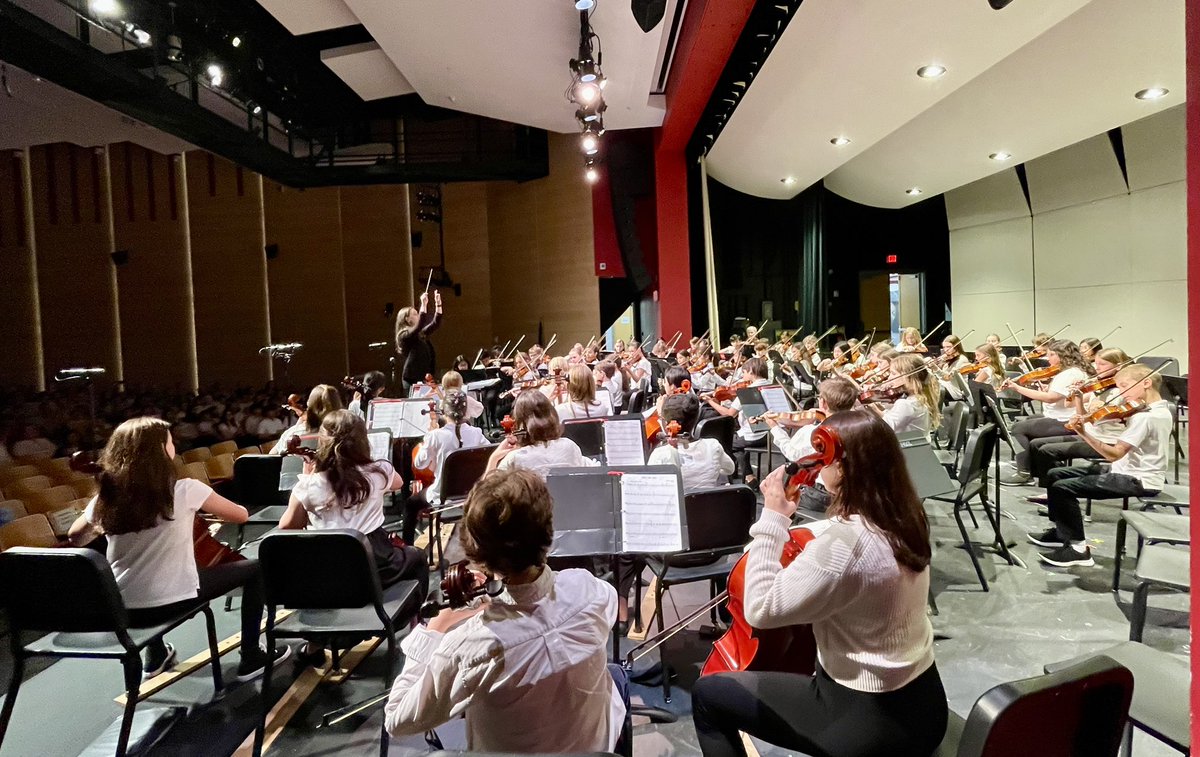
[259,440,280,455]
[24,485,76,516]
[0,547,223,757]
[425,444,497,567]
[1129,544,1190,643]
[0,515,57,550]
[935,655,1133,757]
[561,419,605,460]
[0,501,28,525]
[7,475,52,499]
[928,424,1006,591]
[625,390,646,415]
[181,448,212,465]
[204,453,235,483]
[234,446,261,459]
[934,402,970,471]
[209,441,238,457]
[182,462,210,484]
[0,466,39,488]
[70,477,97,499]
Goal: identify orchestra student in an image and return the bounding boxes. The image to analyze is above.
[555,365,612,420]
[271,384,343,453]
[970,343,1006,389]
[486,392,596,479]
[348,371,387,420]
[895,327,928,354]
[766,377,856,463]
[865,353,941,437]
[68,417,288,681]
[691,411,947,757]
[385,469,624,752]
[1027,364,1171,567]
[702,358,771,487]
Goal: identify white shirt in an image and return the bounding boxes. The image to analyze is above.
[732,379,772,441]
[291,461,397,533]
[555,397,612,421]
[385,568,624,753]
[1111,400,1172,491]
[1042,367,1089,421]
[770,423,819,463]
[882,396,929,437]
[743,512,934,692]
[647,438,735,492]
[413,423,489,503]
[630,358,652,390]
[498,438,597,479]
[256,416,288,439]
[11,438,56,459]
[84,479,211,609]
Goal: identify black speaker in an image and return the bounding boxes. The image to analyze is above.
[411,231,423,249]
[265,243,279,260]
[631,0,666,32]
[110,250,129,266]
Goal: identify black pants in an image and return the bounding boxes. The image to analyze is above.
[731,436,763,479]
[127,560,265,664]
[693,663,947,757]
[402,489,429,546]
[1029,436,1101,486]
[1046,466,1157,543]
[1011,416,1070,472]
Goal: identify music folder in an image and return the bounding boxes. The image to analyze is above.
[367,397,432,439]
[544,466,688,558]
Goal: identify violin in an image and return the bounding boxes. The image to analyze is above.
[748,409,826,428]
[284,435,318,462]
[1067,399,1147,431]
[702,427,842,678]
[70,451,243,569]
[342,375,367,395]
[858,386,905,405]
[957,359,989,375]
[1065,375,1116,399]
[701,379,751,404]
[1015,364,1062,387]
[499,414,528,441]
[283,393,306,419]
[419,560,504,619]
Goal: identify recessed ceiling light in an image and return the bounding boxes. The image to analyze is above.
[916,64,946,79]
[576,0,595,9]
[781,177,797,186]
[830,137,851,146]
[1134,87,1169,100]
[231,36,242,48]
[989,151,1011,161]
[906,187,923,196]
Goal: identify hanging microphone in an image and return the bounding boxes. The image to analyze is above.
[260,342,303,354]
[367,341,388,351]
[57,367,106,377]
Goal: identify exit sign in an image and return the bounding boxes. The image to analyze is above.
[886,254,898,264]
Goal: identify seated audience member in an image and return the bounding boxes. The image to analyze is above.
[385,469,624,752]
[11,424,57,459]
[556,365,612,420]
[1027,363,1171,567]
[271,384,342,453]
[68,417,287,680]
[486,392,596,479]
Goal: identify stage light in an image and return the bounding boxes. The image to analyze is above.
[906,187,923,196]
[585,166,599,183]
[207,63,224,88]
[577,59,598,83]
[582,133,599,154]
[133,28,151,45]
[830,136,850,146]
[781,177,797,186]
[989,151,1011,161]
[166,34,183,62]
[574,81,600,104]
[1134,87,1168,100]
[90,0,120,16]
[231,36,242,48]
[252,103,262,115]
[916,64,946,79]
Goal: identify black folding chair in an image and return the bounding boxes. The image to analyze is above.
[562,419,606,460]
[253,529,422,756]
[625,390,647,415]
[935,655,1133,757]
[0,548,224,757]
[425,444,497,569]
[694,415,736,460]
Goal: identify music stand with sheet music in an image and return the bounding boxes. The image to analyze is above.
[545,465,688,663]
[736,385,794,474]
[561,415,648,466]
[1161,375,1187,484]
[895,432,959,500]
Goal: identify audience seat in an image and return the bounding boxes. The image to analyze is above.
[209,441,238,457]
[0,501,28,525]
[24,485,76,516]
[0,515,59,550]
[8,476,52,499]
[204,454,235,483]
[182,462,210,484]
[234,446,260,458]
[0,466,38,487]
[69,478,97,500]
[181,448,212,465]
[259,440,280,454]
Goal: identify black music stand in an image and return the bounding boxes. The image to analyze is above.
[545,466,688,664]
[1161,375,1187,484]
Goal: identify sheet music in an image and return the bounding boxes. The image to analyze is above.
[619,472,683,552]
[759,385,792,413]
[367,430,392,462]
[604,418,646,466]
[368,399,430,438]
[466,378,502,392]
[409,384,438,399]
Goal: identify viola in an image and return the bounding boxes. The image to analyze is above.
[1067,399,1147,431]
[499,414,528,441]
[858,386,905,405]
[702,427,842,678]
[409,401,440,488]
[70,451,243,568]
[1015,364,1062,387]
[748,409,826,428]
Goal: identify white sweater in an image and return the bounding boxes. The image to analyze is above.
[743,511,934,692]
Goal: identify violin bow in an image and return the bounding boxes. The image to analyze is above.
[542,333,558,356]
[504,335,526,360]
[915,320,946,349]
[1004,323,1034,373]
[1093,362,1169,409]
[471,348,483,369]
[495,339,512,363]
[423,268,434,297]
[754,319,769,336]
[666,331,683,352]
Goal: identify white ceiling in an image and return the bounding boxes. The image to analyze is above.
[707,0,1185,208]
[257,0,669,132]
[0,62,195,154]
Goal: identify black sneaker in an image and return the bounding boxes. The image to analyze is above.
[1026,495,1049,505]
[143,642,177,680]
[1027,528,1065,548]
[236,643,292,683]
[294,643,327,669]
[1039,545,1095,568]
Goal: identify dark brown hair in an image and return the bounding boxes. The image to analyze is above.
[512,391,562,446]
[660,393,700,433]
[1047,339,1090,374]
[460,468,554,576]
[821,411,931,572]
[315,410,383,509]
[305,384,344,433]
[94,417,177,534]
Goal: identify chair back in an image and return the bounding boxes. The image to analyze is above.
[10,475,52,497]
[232,454,286,509]
[440,444,498,502]
[181,448,212,464]
[625,390,646,415]
[682,485,757,552]
[694,415,737,458]
[0,547,129,633]
[183,461,210,484]
[956,424,997,487]
[561,420,605,459]
[205,453,235,482]
[0,500,29,525]
[209,440,238,456]
[259,529,383,610]
[25,485,75,515]
[939,402,969,452]
[955,655,1133,757]
[0,514,58,549]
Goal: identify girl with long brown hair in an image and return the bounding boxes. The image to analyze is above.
[68,417,287,681]
[486,391,595,479]
[691,410,946,757]
[271,383,343,453]
[555,365,611,420]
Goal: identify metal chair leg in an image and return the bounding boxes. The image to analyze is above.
[1129,581,1150,642]
[1112,519,1127,592]
[953,504,989,592]
[117,655,143,757]
[0,651,25,749]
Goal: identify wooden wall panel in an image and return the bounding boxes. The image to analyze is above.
[185,151,271,387]
[487,133,598,349]
[435,183,492,368]
[339,185,412,376]
[29,144,119,384]
[263,182,348,388]
[0,151,41,387]
[110,144,194,388]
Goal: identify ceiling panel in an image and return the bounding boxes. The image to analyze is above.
[1025,134,1126,215]
[321,43,416,101]
[256,0,360,36]
[1122,104,1186,192]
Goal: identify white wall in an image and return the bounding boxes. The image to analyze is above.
[946,105,1187,365]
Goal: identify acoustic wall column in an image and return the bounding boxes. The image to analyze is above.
[0,149,43,388]
[100,146,124,384]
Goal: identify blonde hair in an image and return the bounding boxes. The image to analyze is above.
[305,384,343,433]
[901,327,921,346]
[441,370,464,391]
[891,353,941,428]
[975,343,1005,381]
[1117,363,1160,390]
[566,364,597,404]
